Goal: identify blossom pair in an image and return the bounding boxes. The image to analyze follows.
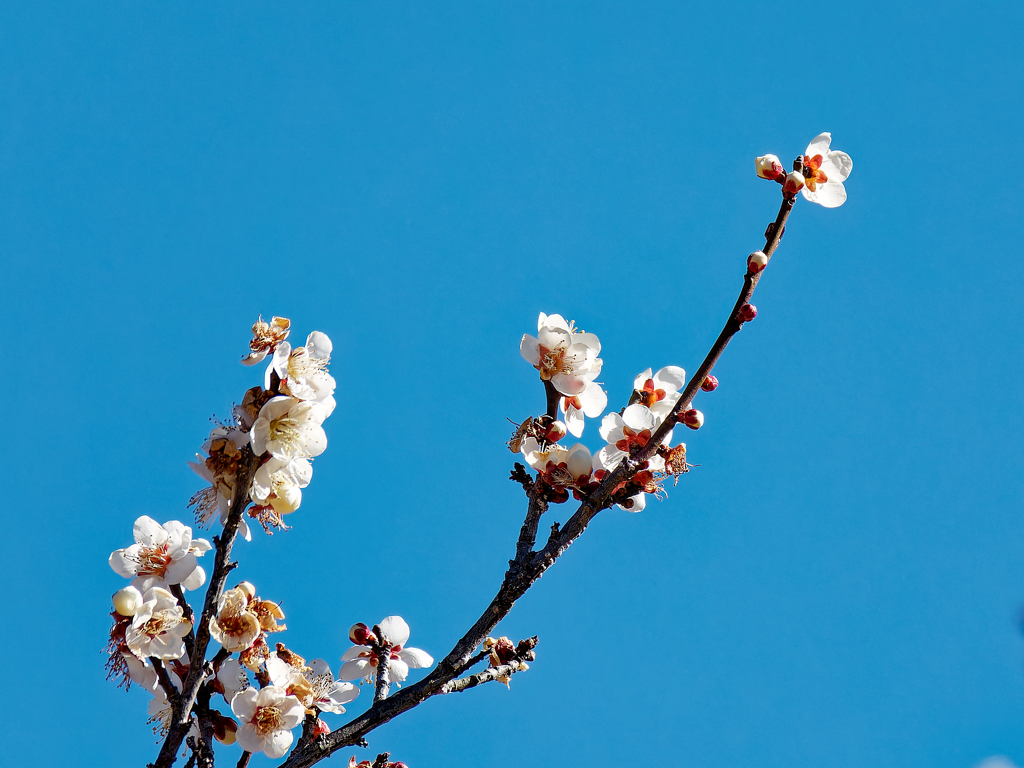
[756,133,854,208]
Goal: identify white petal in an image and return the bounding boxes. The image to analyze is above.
[804,132,832,158]
[388,658,410,682]
[653,366,687,393]
[822,150,853,182]
[621,404,655,431]
[133,516,166,547]
[633,368,653,390]
[812,181,848,208]
[180,565,206,591]
[520,335,541,366]
[399,647,434,669]
[263,729,294,759]
[337,658,372,681]
[378,616,411,646]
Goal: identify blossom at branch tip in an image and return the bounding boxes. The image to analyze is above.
[231,684,306,758]
[109,516,211,592]
[339,616,434,684]
[270,330,336,409]
[560,380,608,437]
[125,587,192,660]
[800,133,853,208]
[520,313,603,396]
[242,316,291,366]
[250,396,329,461]
[520,437,570,473]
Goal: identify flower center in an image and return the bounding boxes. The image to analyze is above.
[801,154,829,191]
[134,545,172,576]
[253,705,283,736]
[537,343,572,381]
[288,347,329,380]
[141,609,179,637]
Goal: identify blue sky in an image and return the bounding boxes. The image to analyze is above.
[3,1,1023,766]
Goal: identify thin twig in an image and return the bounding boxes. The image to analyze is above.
[372,625,392,704]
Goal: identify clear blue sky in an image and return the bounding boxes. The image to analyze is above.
[3,2,1023,767]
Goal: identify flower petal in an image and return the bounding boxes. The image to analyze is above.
[378,615,411,646]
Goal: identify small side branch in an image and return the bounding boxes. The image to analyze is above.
[441,638,538,694]
[372,626,392,704]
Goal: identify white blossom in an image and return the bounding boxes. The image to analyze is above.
[250,396,328,461]
[125,587,192,660]
[251,456,312,515]
[231,685,305,758]
[271,331,336,407]
[109,516,211,592]
[339,616,434,684]
[800,133,853,208]
[520,313,603,396]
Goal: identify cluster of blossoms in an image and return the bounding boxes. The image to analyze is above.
[516,317,699,511]
[190,316,336,534]
[106,317,432,764]
[756,132,854,209]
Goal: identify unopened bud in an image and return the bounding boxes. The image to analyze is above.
[701,375,719,392]
[747,250,769,274]
[313,719,331,737]
[349,623,374,645]
[112,586,144,617]
[755,154,784,180]
[236,581,256,599]
[738,304,757,322]
[543,420,567,443]
[783,171,805,196]
[680,409,704,430]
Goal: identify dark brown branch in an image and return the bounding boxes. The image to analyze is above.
[153,449,261,768]
[235,752,251,768]
[511,491,547,567]
[152,659,180,709]
[275,196,798,768]
[543,379,560,420]
[372,626,392,703]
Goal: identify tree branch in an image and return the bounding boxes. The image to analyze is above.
[153,449,261,768]
[274,195,798,768]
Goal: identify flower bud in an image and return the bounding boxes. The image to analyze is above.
[213,715,238,744]
[313,719,331,737]
[680,409,704,430]
[783,171,805,196]
[747,250,769,274]
[738,304,757,322]
[112,586,143,617]
[236,581,256,600]
[700,375,719,392]
[755,154,784,180]
[349,623,374,645]
[543,420,567,443]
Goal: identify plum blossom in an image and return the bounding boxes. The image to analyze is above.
[109,516,211,592]
[271,331,336,408]
[125,587,192,660]
[216,658,249,704]
[632,366,687,421]
[250,396,328,461]
[267,652,359,715]
[242,316,291,366]
[560,380,608,437]
[800,133,853,208]
[251,456,312,515]
[209,586,262,653]
[339,616,434,684]
[189,425,251,540]
[231,685,305,758]
[520,313,603,396]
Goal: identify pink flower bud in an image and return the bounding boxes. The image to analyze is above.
[738,304,757,322]
[701,375,719,392]
[313,719,331,737]
[543,420,567,443]
[755,154,784,180]
[783,171,805,196]
[747,250,769,274]
[680,409,704,430]
[349,623,374,645]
